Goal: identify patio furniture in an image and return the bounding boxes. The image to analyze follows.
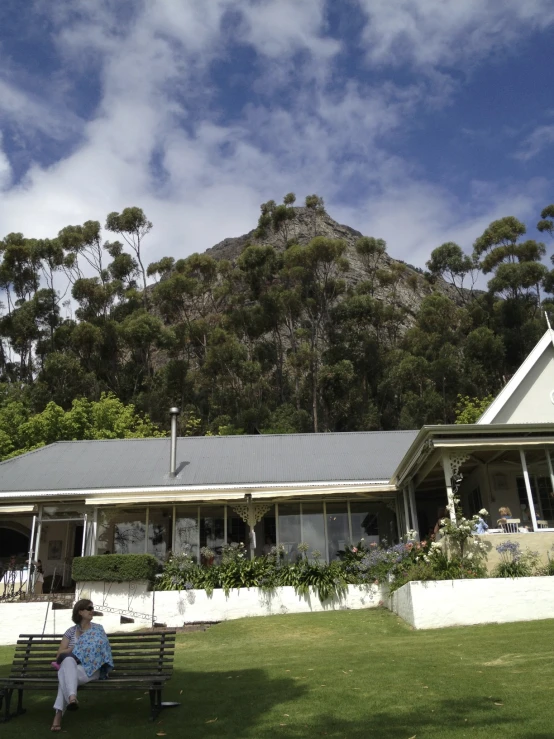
[499,519,520,534]
[0,630,178,723]
[537,520,549,529]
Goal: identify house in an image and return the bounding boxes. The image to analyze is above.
[1,328,553,592]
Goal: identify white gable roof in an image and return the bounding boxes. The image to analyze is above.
[478,328,554,424]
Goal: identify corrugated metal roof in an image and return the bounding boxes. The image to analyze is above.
[0,431,418,493]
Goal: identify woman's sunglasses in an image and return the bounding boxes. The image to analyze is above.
[83,606,94,611]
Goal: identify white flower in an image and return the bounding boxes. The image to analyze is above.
[479,508,488,516]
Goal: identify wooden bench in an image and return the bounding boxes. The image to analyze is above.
[0,630,178,723]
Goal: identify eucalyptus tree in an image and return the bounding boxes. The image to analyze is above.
[355,236,387,296]
[426,242,477,303]
[282,236,349,431]
[255,193,297,246]
[473,217,547,303]
[105,207,152,307]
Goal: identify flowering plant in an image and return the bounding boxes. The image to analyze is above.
[438,498,488,566]
[493,540,539,578]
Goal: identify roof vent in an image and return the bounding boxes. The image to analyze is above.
[169,407,180,478]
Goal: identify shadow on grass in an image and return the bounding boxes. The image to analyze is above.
[0,668,306,738]
[249,696,547,739]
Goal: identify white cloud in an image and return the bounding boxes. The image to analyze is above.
[0,0,552,280]
[0,134,11,190]
[333,177,550,270]
[357,0,554,69]
[0,77,80,140]
[515,125,554,162]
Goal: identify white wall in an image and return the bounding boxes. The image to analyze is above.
[389,577,554,629]
[0,602,68,646]
[492,345,554,423]
[0,583,387,644]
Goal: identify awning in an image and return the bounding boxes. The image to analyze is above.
[0,504,37,514]
[84,483,397,506]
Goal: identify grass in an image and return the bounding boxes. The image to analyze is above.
[1,608,554,738]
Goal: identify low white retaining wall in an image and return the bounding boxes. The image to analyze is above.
[389,577,554,629]
[0,602,67,646]
[154,583,385,625]
[0,583,386,644]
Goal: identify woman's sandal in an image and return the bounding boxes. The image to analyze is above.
[50,721,62,732]
[67,697,79,711]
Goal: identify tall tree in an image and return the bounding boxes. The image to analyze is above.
[106,207,152,307]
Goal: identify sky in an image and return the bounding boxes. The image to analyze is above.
[0,0,553,270]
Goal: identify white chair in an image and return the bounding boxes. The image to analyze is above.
[499,518,520,534]
[537,520,549,529]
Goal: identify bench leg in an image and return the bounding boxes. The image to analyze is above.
[16,689,25,716]
[149,689,160,722]
[1,688,13,723]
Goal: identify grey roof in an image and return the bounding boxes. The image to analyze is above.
[0,431,418,493]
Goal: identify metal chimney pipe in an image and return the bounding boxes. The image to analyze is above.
[169,407,180,477]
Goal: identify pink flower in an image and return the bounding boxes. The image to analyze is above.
[352,547,358,553]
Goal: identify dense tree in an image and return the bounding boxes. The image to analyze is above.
[1,197,552,446]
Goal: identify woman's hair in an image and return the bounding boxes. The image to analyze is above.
[498,506,512,516]
[72,599,93,625]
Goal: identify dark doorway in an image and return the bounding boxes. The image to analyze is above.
[0,528,29,559]
[73,525,84,557]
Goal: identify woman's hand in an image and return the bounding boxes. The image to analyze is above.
[56,636,72,659]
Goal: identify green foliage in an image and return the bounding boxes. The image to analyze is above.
[157,545,348,603]
[0,392,164,460]
[1,196,553,438]
[72,554,160,582]
[455,394,494,424]
[492,541,540,578]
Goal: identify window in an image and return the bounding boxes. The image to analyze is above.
[174,507,199,560]
[278,503,301,561]
[326,503,349,561]
[516,477,542,517]
[200,507,225,563]
[301,503,326,561]
[538,477,554,520]
[147,508,172,561]
[97,509,146,555]
[349,502,380,545]
[468,487,483,516]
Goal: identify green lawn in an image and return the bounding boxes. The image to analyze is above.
[1,609,553,738]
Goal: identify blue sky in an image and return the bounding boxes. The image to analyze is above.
[0,0,553,268]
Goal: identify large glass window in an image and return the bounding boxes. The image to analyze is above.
[350,502,380,546]
[301,503,326,560]
[174,507,199,560]
[227,508,248,548]
[147,508,172,561]
[97,509,146,555]
[516,477,542,519]
[278,503,301,561]
[326,503,349,561]
[517,476,554,522]
[200,507,225,564]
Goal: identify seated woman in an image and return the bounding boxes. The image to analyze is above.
[51,599,113,732]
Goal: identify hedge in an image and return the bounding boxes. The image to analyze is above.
[72,554,160,583]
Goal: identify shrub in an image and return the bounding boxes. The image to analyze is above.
[156,545,348,602]
[72,554,161,582]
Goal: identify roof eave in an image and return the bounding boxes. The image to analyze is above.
[390,421,554,486]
